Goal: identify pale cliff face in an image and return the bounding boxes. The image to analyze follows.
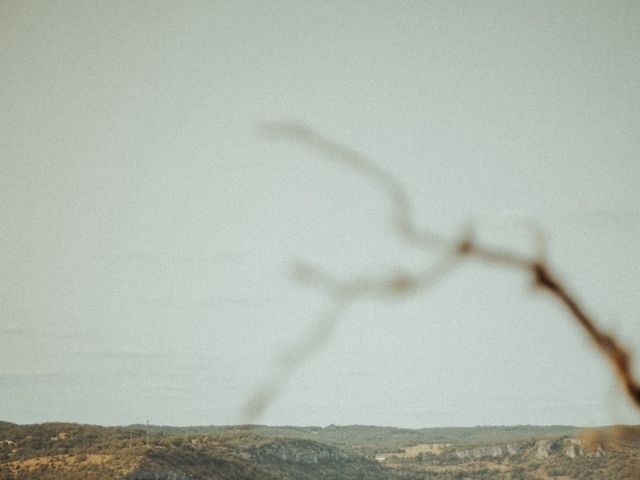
[536,437,607,459]
[455,443,520,459]
[245,439,349,464]
[448,437,605,461]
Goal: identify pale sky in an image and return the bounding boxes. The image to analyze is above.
[2,1,639,428]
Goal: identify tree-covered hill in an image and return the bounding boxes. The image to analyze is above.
[1,421,638,479]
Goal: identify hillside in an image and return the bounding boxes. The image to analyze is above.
[132,424,580,455]
[0,422,389,480]
[1,422,638,479]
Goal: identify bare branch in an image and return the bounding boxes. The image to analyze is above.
[248,122,640,421]
[531,262,640,407]
[261,121,448,249]
[242,253,462,422]
[242,296,349,423]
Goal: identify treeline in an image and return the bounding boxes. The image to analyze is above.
[0,422,147,461]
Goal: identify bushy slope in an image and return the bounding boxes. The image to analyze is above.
[0,422,393,480]
[1,421,638,480]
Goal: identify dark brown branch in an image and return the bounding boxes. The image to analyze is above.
[459,236,640,409]
[249,122,640,421]
[532,262,640,407]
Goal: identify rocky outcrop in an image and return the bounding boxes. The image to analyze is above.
[244,439,349,464]
[535,438,603,459]
[564,439,584,458]
[454,444,519,459]
[535,439,561,458]
[450,437,604,461]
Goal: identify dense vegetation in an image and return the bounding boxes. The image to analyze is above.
[133,424,579,455]
[1,422,638,479]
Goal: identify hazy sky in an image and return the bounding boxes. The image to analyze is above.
[2,1,639,428]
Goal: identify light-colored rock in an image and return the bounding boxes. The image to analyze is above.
[454,444,519,459]
[563,438,584,458]
[536,439,560,458]
[246,440,349,464]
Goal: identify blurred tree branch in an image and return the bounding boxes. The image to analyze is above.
[244,123,639,421]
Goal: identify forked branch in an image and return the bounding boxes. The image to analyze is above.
[244,123,640,421]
